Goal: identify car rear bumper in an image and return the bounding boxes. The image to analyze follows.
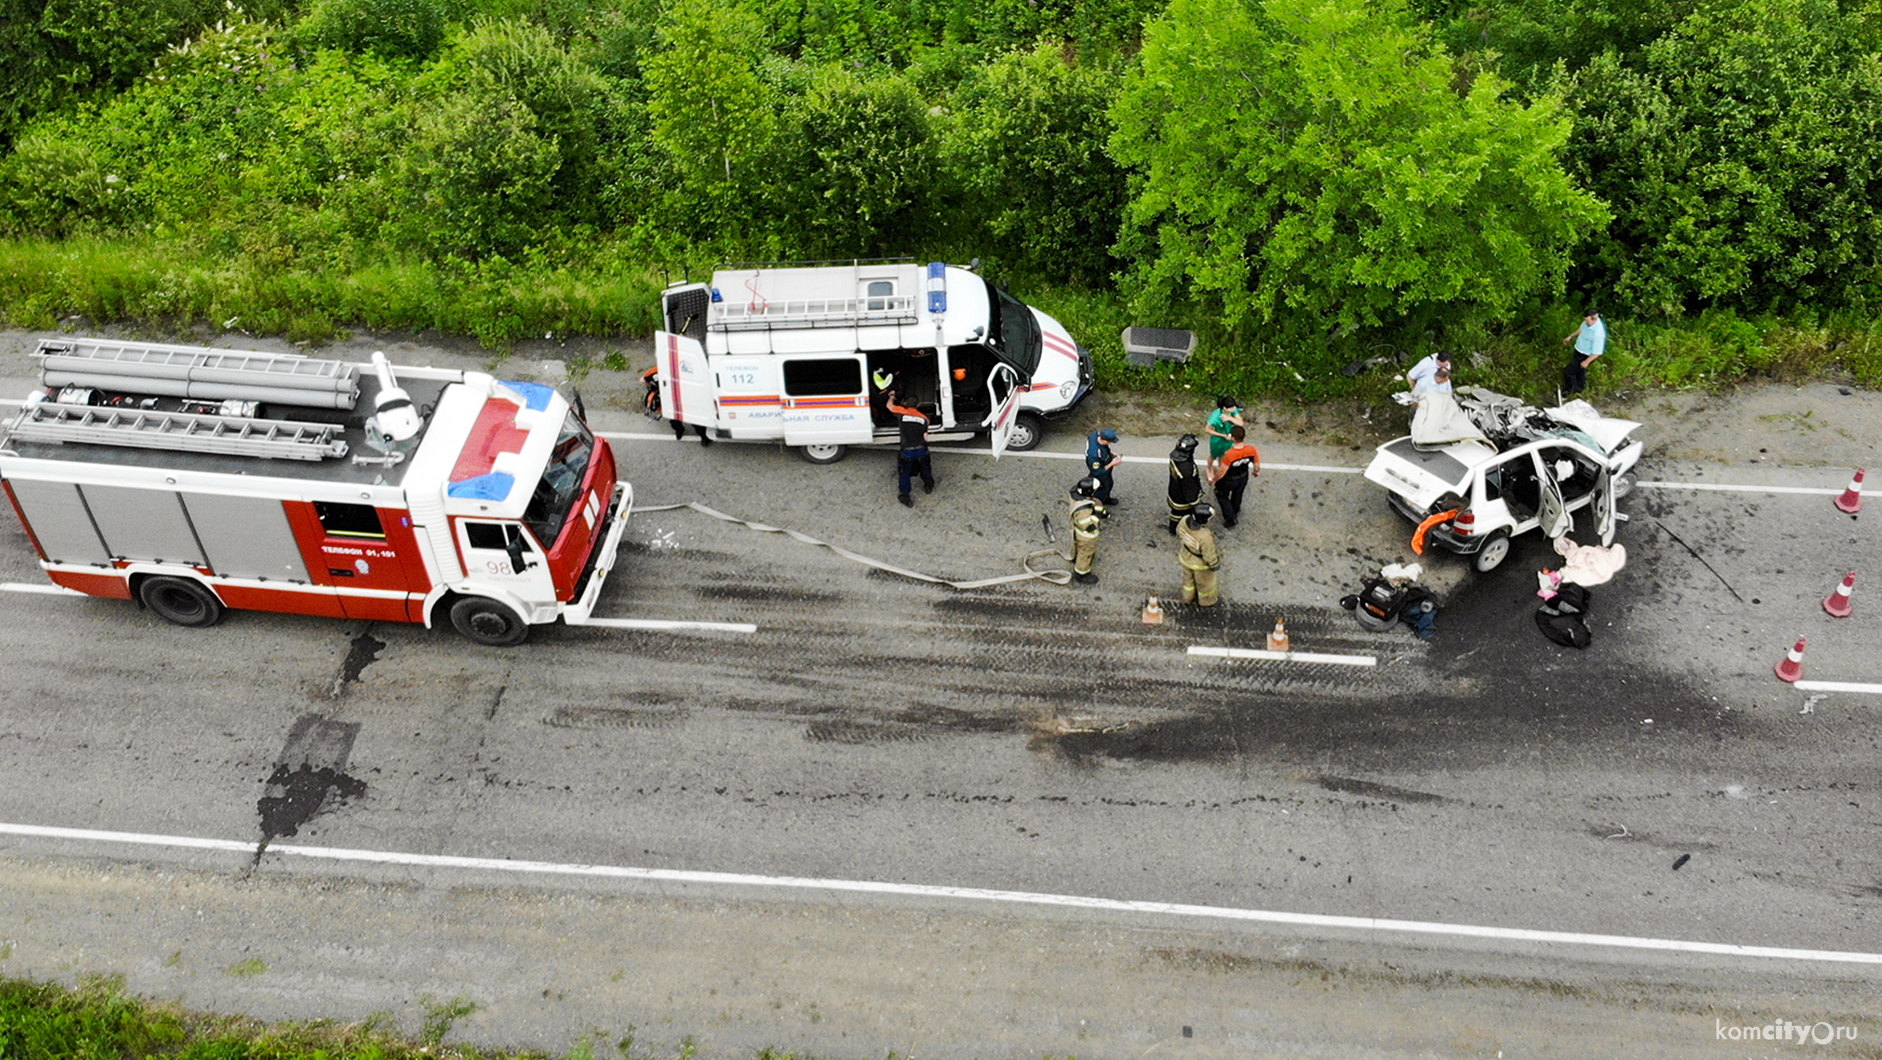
[1387,491,1483,555]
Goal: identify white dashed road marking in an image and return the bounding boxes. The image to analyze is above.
[1188,645,1377,667]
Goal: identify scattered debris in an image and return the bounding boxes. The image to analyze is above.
[1802,694,1827,715]
[1673,854,1691,870]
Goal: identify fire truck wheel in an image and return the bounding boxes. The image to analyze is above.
[1006,412,1046,452]
[449,597,531,646]
[138,576,226,628]
[798,444,847,465]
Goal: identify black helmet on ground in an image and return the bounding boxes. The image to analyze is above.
[1071,476,1100,500]
[1189,503,1214,526]
[1175,433,1200,451]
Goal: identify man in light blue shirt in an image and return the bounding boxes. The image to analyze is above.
[1562,310,1606,397]
[1406,350,1451,393]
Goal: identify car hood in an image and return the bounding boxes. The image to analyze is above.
[1547,400,1642,456]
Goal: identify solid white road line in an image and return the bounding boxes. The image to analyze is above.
[1793,680,1882,695]
[1188,645,1377,667]
[2,820,1878,966]
[597,432,1877,493]
[595,431,1361,473]
[1637,480,1869,497]
[580,617,757,634]
[1,582,84,596]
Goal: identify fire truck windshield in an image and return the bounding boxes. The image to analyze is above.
[524,411,594,544]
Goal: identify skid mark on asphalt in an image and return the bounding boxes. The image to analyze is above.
[1318,776,1444,803]
[254,713,366,862]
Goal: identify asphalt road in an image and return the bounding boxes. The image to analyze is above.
[2,333,1880,1058]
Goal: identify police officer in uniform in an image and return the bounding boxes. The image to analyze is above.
[1166,433,1202,535]
[1178,502,1222,607]
[1068,476,1105,584]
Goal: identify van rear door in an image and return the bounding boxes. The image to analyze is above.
[654,331,715,431]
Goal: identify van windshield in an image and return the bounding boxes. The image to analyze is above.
[524,411,593,545]
[984,280,1041,376]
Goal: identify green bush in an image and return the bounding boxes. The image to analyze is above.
[300,0,447,60]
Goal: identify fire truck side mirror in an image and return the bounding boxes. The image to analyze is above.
[504,526,535,573]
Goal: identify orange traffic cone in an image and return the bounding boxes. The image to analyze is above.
[1834,468,1865,514]
[1142,596,1165,625]
[1266,618,1290,652]
[1775,637,1808,683]
[1824,572,1857,618]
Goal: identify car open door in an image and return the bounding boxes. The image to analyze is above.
[1538,461,1571,540]
[654,330,715,431]
[1593,466,1617,546]
[987,364,1022,459]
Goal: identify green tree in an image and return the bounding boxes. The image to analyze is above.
[1563,0,1882,316]
[940,44,1124,283]
[1110,0,1607,350]
[772,66,936,257]
[389,82,561,259]
[641,0,784,255]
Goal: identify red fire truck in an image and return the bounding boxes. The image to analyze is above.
[0,338,632,645]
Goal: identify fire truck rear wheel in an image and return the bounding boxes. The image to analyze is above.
[138,576,226,628]
[798,444,847,465]
[449,597,531,646]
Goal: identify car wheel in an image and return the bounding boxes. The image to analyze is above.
[1006,412,1046,452]
[1611,472,1636,500]
[799,444,847,465]
[449,597,530,646]
[1353,606,1400,632]
[1473,531,1512,573]
[138,576,226,628]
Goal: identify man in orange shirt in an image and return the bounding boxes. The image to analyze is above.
[1210,425,1261,529]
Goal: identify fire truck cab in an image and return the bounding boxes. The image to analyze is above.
[0,338,633,645]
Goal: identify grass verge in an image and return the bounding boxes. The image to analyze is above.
[0,974,819,1060]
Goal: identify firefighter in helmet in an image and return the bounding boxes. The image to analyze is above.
[1167,433,1202,535]
[1068,476,1105,585]
[1178,502,1222,606]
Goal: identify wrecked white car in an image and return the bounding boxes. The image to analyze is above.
[1363,387,1646,572]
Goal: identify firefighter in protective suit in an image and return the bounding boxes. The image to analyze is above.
[1068,476,1105,585]
[1178,502,1222,606]
[1167,433,1202,535]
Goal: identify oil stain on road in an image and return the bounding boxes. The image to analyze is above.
[255,713,366,853]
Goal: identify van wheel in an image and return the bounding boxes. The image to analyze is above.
[138,576,226,628]
[799,444,847,465]
[1006,412,1045,452]
[449,597,531,646]
[1473,531,1512,573]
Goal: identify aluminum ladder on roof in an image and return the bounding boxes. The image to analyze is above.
[6,401,349,461]
[35,338,361,410]
[711,294,921,332]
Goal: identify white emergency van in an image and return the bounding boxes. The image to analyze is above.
[654,260,1093,462]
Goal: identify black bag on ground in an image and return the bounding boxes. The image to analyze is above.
[1535,583,1592,649]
